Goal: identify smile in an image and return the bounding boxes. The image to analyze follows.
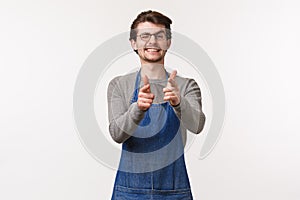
[145,48,161,52]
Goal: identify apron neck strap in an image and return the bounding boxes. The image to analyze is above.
[130,69,168,103]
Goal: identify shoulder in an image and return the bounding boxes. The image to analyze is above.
[167,71,202,97]
[167,71,199,88]
[108,71,137,89]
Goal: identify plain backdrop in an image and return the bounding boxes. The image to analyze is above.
[1,0,300,199]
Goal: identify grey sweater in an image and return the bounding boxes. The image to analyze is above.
[107,70,206,146]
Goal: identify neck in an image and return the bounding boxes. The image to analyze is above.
[140,63,166,79]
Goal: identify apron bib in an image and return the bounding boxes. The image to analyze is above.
[111,71,193,200]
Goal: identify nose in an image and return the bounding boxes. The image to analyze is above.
[147,34,157,44]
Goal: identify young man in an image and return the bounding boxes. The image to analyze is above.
[107,10,206,200]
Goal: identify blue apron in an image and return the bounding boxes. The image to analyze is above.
[111,71,193,200]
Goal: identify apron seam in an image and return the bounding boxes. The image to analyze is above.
[115,185,192,194]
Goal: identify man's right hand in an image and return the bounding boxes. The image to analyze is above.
[137,75,154,111]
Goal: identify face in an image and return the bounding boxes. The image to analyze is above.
[131,22,171,64]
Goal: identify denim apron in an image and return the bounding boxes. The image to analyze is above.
[111,71,193,200]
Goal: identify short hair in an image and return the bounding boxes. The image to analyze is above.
[129,10,172,41]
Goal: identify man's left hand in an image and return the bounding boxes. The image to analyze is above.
[163,70,181,106]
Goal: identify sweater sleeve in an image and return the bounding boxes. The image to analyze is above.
[107,77,145,143]
[172,78,206,134]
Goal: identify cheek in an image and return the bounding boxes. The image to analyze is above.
[135,41,146,50]
[160,43,169,51]
[137,48,145,56]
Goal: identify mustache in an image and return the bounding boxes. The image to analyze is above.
[136,45,168,51]
[143,46,164,50]
[144,45,160,49]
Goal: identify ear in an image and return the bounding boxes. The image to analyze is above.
[166,39,171,50]
[130,39,138,51]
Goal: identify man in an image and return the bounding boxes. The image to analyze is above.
[107,10,206,200]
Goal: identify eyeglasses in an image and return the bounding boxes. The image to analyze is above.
[137,31,167,42]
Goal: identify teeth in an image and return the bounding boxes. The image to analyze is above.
[146,48,159,52]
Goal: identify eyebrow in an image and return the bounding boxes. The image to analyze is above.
[139,30,165,35]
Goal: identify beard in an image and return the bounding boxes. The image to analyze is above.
[137,48,167,63]
[141,54,164,63]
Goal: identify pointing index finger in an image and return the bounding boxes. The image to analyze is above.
[142,75,149,85]
[170,70,177,80]
[167,70,177,87]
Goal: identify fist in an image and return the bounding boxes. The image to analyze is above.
[163,70,181,106]
[137,75,155,111]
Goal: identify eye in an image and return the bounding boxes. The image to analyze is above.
[156,33,166,40]
[140,33,151,40]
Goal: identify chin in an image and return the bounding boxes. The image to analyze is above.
[144,57,164,63]
[141,54,166,63]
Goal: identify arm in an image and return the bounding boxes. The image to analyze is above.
[164,72,206,134]
[173,78,206,134]
[107,77,145,143]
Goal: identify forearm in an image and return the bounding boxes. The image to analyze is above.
[107,77,146,143]
[108,102,145,143]
[173,96,206,134]
[172,78,206,134]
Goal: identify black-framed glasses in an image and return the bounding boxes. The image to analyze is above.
[137,31,167,42]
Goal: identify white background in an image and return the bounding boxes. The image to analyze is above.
[1,0,300,199]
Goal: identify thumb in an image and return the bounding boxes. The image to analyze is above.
[143,75,149,85]
[170,70,177,80]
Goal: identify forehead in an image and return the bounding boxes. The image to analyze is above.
[136,22,166,34]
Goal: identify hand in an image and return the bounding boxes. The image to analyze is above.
[137,75,155,111]
[163,70,181,106]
